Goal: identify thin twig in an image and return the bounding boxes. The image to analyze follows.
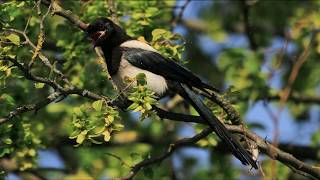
[249,93,320,105]
[106,0,119,25]
[271,30,319,177]
[105,152,131,168]
[4,28,70,85]
[1,57,63,90]
[171,0,190,27]
[29,0,52,67]
[42,0,88,30]
[23,16,32,33]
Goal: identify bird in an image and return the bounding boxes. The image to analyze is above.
[86,17,258,169]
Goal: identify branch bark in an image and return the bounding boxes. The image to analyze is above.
[41,0,88,30]
[119,128,213,180]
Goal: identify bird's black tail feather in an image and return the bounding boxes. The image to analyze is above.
[179,83,258,169]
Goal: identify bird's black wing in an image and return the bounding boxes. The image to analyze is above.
[121,47,219,92]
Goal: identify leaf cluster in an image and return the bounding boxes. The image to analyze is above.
[127,73,159,121]
[70,100,123,145]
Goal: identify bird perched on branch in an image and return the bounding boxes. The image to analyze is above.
[86,17,258,169]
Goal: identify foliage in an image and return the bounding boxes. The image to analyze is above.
[0,0,319,180]
[127,73,159,121]
[149,28,185,61]
[69,100,123,145]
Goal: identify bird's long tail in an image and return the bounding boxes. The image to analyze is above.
[179,83,258,169]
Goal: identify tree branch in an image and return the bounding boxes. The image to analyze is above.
[228,125,320,179]
[4,28,70,84]
[2,76,319,179]
[237,93,320,105]
[55,134,320,161]
[41,0,88,31]
[119,127,213,180]
[106,0,119,25]
[29,0,52,67]
[1,57,63,90]
[156,109,320,179]
[171,0,190,27]
[0,92,63,124]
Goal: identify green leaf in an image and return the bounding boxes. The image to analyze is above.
[127,103,139,111]
[189,106,199,116]
[111,123,124,131]
[133,106,143,112]
[6,34,20,45]
[146,7,158,16]
[76,130,87,144]
[69,130,81,139]
[152,29,167,38]
[312,131,320,146]
[73,107,83,116]
[74,122,82,128]
[1,94,14,105]
[0,65,8,72]
[92,100,103,111]
[103,130,111,141]
[3,138,12,145]
[0,147,12,157]
[145,103,152,110]
[105,115,114,125]
[28,149,36,157]
[7,54,16,59]
[136,73,147,85]
[91,126,106,135]
[139,19,150,26]
[208,136,218,146]
[130,152,142,163]
[89,138,103,144]
[34,83,45,89]
[132,12,144,19]
[16,1,25,7]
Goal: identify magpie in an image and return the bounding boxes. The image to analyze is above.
[86,17,258,169]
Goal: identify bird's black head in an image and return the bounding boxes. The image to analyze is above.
[86,18,116,47]
[86,17,131,48]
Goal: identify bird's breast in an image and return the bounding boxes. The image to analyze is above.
[112,59,168,96]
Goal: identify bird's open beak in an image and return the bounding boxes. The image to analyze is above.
[97,30,107,39]
[90,30,107,47]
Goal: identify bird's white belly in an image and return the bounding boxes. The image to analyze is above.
[112,59,168,96]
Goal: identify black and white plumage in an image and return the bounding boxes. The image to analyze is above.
[86,17,258,169]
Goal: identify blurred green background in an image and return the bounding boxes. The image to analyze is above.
[1,0,319,179]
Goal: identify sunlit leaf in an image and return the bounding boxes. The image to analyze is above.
[3,138,12,145]
[76,131,87,144]
[34,83,45,89]
[6,34,20,45]
[103,130,111,142]
[92,100,103,111]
